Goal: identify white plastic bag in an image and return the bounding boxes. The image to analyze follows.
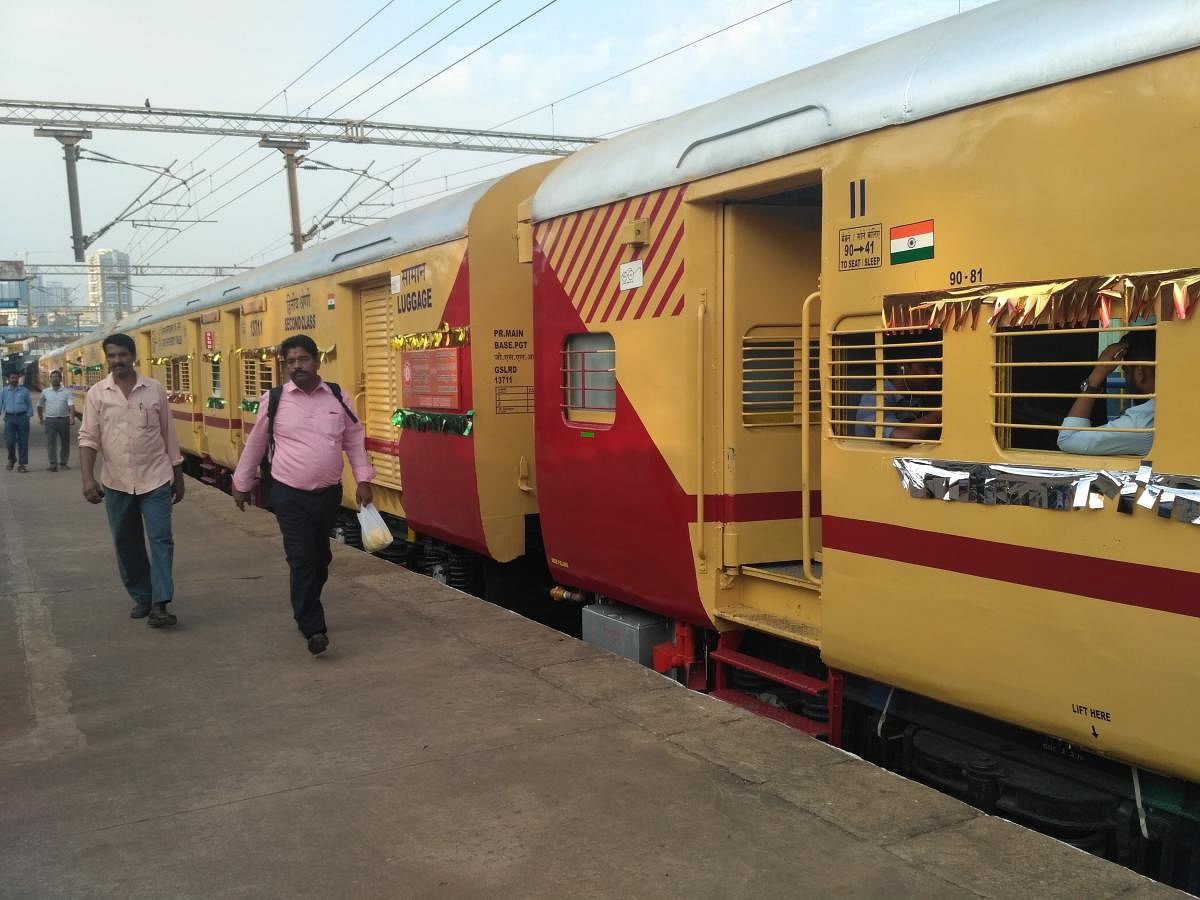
[357,503,394,553]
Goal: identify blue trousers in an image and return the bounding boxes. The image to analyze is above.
[4,414,30,466]
[104,482,175,606]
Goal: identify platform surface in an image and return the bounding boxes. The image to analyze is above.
[0,421,1185,898]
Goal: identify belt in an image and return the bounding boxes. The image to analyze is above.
[45,416,69,420]
[276,480,341,495]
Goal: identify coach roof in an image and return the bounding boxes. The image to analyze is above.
[77,179,499,349]
[533,0,1200,221]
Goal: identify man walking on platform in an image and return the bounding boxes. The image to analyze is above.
[231,334,375,657]
[37,369,75,471]
[3,371,33,473]
[79,333,185,628]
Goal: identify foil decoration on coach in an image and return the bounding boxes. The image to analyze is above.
[893,457,1200,524]
[390,407,474,436]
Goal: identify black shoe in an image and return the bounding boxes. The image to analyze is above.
[307,633,329,656]
[130,601,152,619]
[147,602,177,628]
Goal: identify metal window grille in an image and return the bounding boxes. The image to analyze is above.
[242,350,276,403]
[242,354,259,400]
[562,333,615,421]
[162,360,177,392]
[830,314,944,446]
[84,368,102,388]
[741,327,820,427]
[210,359,222,396]
[171,358,191,393]
[993,313,1156,452]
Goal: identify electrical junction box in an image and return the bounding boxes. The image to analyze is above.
[581,602,670,668]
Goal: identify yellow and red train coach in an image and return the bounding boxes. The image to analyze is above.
[529,0,1200,883]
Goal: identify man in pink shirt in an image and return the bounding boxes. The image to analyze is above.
[79,333,185,628]
[232,334,375,656]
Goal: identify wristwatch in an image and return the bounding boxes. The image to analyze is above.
[1079,379,1103,394]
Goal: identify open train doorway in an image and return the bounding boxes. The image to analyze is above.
[720,181,823,579]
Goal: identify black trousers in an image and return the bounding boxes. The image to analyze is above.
[271,481,342,638]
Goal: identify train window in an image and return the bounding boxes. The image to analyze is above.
[741,326,820,427]
[170,358,191,394]
[242,353,259,400]
[830,314,943,447]
[210,357,222,398]
[562,332,615,424]
[241,350,277,403]
[994,318,1156,454]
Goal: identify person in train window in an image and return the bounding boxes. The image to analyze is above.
[1057,330,1155,457]
[230,334,376,658]
[852,341,942,444]
[78,333,185,628]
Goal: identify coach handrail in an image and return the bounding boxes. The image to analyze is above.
[696,292,707,571]
[801,290,821,586]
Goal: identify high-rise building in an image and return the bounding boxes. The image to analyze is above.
[86,249,132,324]
[27,275,74,325]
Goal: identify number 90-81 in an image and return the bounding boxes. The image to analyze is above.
[949,268,983,286]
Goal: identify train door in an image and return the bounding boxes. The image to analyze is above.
[359,280,402,492]
[720,184,823,581]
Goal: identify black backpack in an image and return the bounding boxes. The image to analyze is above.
[259,381,359,491]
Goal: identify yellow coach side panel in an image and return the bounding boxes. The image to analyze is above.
[146,318,202,456]
[466,161,557,560]
[810,50,1200,780]
[338,238,467,520]
[233,291,284,466]
[197,309,241,469]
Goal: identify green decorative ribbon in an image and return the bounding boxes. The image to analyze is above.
[206,396,226,409]
[390,408,474,436]
[239,399,260,413]
[69,364,104,374]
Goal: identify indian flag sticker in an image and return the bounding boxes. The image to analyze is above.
[889,219,935,265]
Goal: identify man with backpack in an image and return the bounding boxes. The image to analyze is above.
[231,334,375,656]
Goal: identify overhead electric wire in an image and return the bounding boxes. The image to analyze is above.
[147,0,788,267]
[139,0,507,262]
[492,0,794,129]
[128,0,426,258]
[359,0,557,122]
[143,1,554,263]
[322,0,791,229]
[301,0,470,115]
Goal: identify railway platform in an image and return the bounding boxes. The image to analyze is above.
[0,424,1185,898]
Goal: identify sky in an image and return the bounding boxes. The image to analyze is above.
[2,0,992,311]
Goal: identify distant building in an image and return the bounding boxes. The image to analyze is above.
[0,260,30,328]
[86,249,132,324]
[27,275,74,324]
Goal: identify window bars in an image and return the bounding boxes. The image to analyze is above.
[562,333,616,424]
[830,315,944,447]
[741,326,820,427]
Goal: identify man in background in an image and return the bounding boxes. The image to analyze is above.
[37,369,75,471]
[2,371,33,473]
[79,333,185,628]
